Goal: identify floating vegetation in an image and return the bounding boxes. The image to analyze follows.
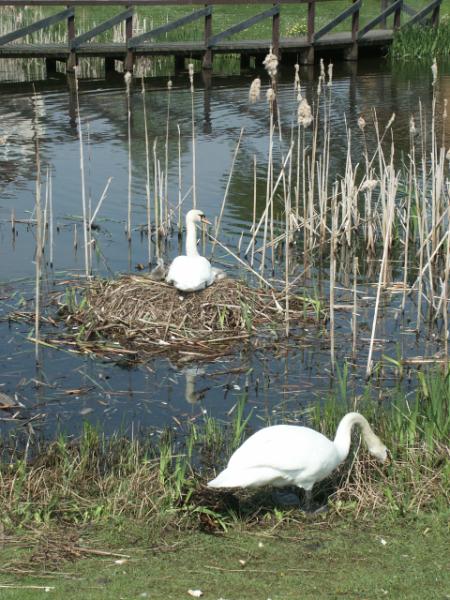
[56,276,315,362]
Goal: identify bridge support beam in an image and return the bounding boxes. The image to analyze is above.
[67,12,76,73]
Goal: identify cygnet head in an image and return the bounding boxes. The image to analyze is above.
[368,439,388,463]
[186,209,211,225]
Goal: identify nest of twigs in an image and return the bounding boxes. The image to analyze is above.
[59,275,308,362]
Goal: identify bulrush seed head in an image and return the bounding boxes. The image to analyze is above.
[294,63,300,91]
[297,98,313,128]
[188,63,194,86]
[266,87,276,103]
[249,77,261,103]
[431,58,438,86]
[358,115,366,131]
[124,71,132,87]
[167,79,173,89]
[327,63,333,87]
[409,115,417,136]
[263,47,278,79]
[320,58,325,78]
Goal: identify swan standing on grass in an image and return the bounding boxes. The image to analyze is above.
[208,412,387,508]
[166,209,223,292]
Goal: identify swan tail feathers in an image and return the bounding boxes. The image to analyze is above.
[208,468,253,488]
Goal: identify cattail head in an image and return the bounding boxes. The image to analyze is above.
[431,58,438,87]
[249,77,261,103]
[297,98,313,128]
[266,87,276,104]
[124,71,132,88]
[409,115,417,136]
[188,63,194,87]
[327,63,333,87]
[167,79,173,89]
[263,47,278,79]
[320,58,325,78]
[294,63,300,92]
[358,115,366,131]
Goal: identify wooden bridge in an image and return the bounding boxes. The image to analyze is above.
[0,0,443,74]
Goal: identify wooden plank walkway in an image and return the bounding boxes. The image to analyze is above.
[0,30,394,59]
[0,0,442,73]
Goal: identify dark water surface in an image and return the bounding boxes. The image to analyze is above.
[0,57,449,439]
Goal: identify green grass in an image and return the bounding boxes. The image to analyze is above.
[389,16,450,60]
[0,512,448,599]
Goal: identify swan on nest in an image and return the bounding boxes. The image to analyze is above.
[166,209,225,292]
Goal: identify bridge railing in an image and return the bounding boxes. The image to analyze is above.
[0,0,443,72]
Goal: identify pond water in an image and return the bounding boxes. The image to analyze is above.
[0,56,449,440]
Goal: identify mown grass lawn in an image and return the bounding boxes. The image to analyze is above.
[0,511,448,599]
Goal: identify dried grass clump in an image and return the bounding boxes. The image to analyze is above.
[61,276,304,361]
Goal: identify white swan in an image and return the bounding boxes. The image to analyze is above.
[166,209,222,292]
[208,412,387,502]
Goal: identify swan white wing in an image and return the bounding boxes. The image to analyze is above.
[210,425,341,489]
[166,256,214,292]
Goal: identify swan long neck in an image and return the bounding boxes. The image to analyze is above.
[333,412,380,462]
[185,215,199,257]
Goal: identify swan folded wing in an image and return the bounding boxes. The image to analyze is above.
[227,425,336,472]
[166,256,215,292]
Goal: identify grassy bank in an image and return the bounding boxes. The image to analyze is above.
[0,365,448,598]
[389,16,450,60]
[0,363,448,597]
[0,512,448,599]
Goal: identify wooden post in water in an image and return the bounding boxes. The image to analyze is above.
[302,0,315,65]
[344,0,359,60]
[203,5,213,70]
[124,8,134,73]
[67,7,76,73]
[272,4,280,58]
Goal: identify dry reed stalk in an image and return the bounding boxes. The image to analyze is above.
[366,171,396,377]
[74,68,90,278]
[329,184,338,373]
[189,63,197,208]
[260,89,275,279]
[49,165,53,268]
[125,71,132,242]
[33,90,42,363]
[250,154,257,267]
[244,146,294,258]
[210,127,244,259]
[164,79,172,224]
[152,139,160,257]
[352,256,358,358]
[177,123,182,234]
[141,77,152,266]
